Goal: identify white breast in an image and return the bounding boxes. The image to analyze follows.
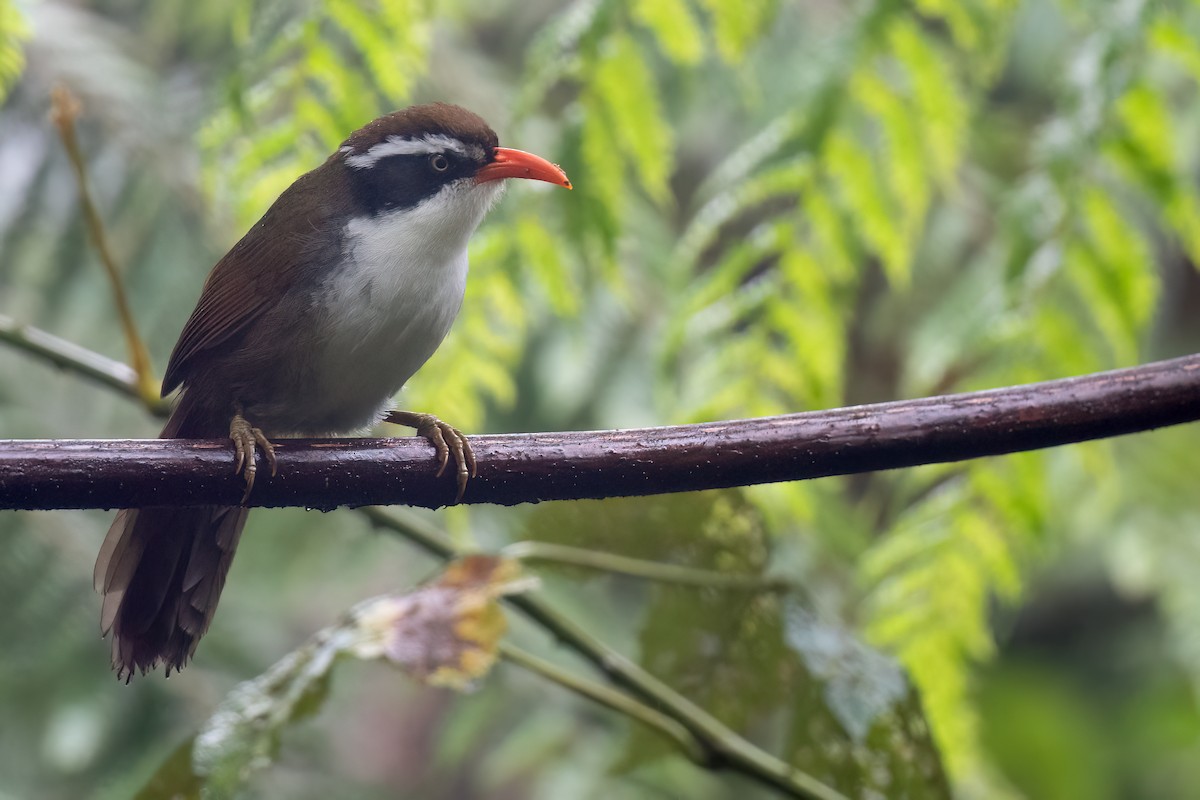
[301,179,504,433]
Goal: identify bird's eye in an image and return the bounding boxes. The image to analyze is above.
[429,154,450,173]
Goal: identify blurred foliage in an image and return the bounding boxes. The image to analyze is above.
[1,0,1200,798]
[200,0,439,226]
[141,556,532,798]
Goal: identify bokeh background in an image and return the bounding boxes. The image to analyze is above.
[2,0,1200,797]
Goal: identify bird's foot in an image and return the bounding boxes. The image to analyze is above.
[384,410,476,503]
[230,406,277,504]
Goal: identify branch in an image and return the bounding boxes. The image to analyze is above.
[1,354,1198,510]
[497,642,710,765]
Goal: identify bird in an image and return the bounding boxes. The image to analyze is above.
[92,102,572,680]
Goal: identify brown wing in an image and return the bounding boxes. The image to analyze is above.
[161,165,347,395]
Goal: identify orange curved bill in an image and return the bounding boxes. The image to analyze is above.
[476,147,572,189]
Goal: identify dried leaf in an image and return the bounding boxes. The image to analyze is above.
[350,555,536,690]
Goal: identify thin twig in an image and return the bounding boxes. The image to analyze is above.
[498,642,707,763]
[504,587,844,799]
[502,540,796,592]
[0,313,170,415]
[49,84,160,409]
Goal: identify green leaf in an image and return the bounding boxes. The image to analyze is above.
[1109,81,1200,267]
[859,468,1043,781]
[675,155,812,270]
[1066,188,1157,363]
[910,0,985,50]
[851,70,930,251]
[802,191,857,281]
[516,0,612,114]
[783,606,951,799]
[624,587,786,767]
[633,0,705,65]
[786,606,909,742]
[1149,16,1200,84]
[696,0,778,62]
[516,215,577,315]
[202,0,436,227]
[1115,84,1173,176]
[576,104,624,245]
[773,249,845,408]
[824,132,910,285]
[327,0,431,101]
[587,33,674,206]
[133,739,202,800]
[138,633,341,798]
[889,18,969,187]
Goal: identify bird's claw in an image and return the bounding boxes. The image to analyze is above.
[384,410,476,503]
[230,408,276,505]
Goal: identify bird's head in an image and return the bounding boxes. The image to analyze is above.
[336,103,570,256]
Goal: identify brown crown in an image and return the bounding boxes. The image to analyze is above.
[341,103,499,155]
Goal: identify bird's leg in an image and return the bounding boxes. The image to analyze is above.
[384,410,476,503]
[229,403,277,504]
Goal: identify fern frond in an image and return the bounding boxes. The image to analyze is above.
[588,33,674,206]
[632,0,705,65]
[695,0,778,62]
[201,0,436,227]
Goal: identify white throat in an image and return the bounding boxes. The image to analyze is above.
[346,178,506,271]
[304,179,506,433]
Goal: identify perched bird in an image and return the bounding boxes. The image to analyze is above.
[93,103,572,679]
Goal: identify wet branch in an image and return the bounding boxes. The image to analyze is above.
[1,353,1198,511]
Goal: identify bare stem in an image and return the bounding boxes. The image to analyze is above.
[498,642,707,764]
[503,540,796,592]
[0,313,170,415]
[50,84,160,409]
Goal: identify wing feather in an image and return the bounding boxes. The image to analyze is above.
[161,166,348,394]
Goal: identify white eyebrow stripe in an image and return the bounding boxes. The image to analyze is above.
[344,134,480,169]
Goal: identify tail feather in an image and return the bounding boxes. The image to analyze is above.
[180,505,249,635]
[94,395,249,679]
[96,503,248,678]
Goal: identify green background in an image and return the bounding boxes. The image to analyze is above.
[1,0,1199,797]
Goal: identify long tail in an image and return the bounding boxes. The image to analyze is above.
[93,395,248,680]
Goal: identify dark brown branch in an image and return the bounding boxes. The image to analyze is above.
[2,354,1198,511]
